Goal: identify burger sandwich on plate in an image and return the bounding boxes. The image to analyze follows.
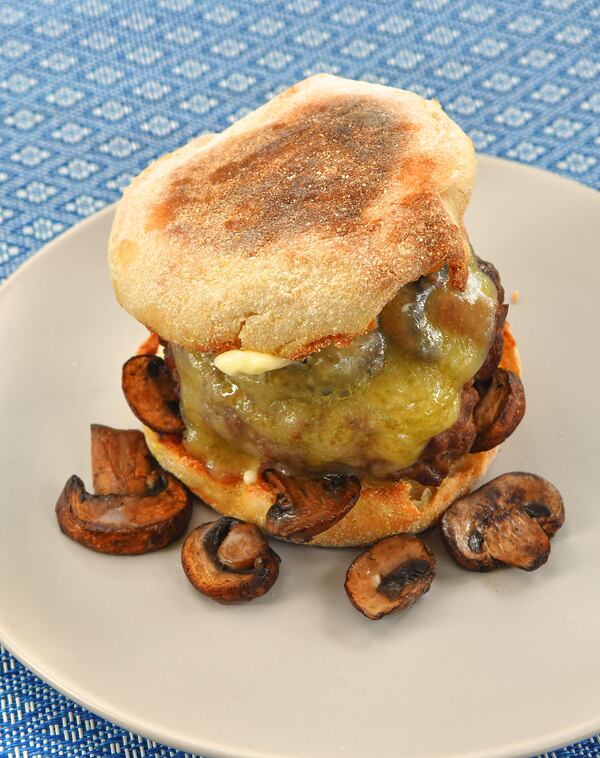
[108,74,524,548]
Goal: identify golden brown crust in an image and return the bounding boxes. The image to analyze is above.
[109,75,475,359]
[143,324,520,547]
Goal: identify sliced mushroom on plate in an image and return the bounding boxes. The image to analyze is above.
[345,535,436,620]
[55,425,192,555]
[471,368,526,453]
[182,517,280,604]
[440,472,565,571]
[263,470,361,543]
[122,354,185,435]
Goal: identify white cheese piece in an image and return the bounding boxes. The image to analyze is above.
[243,467,259,485]
[213,350,295,376]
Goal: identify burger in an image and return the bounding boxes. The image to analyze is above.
[108,74,524,548]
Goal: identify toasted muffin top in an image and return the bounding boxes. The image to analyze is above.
[109,74,476,358]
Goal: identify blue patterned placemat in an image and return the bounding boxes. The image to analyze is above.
[0,1,598,756]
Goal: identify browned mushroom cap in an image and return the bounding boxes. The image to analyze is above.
[475,304,508,383]
[471,368,526,453]
[55,425,192,554]
[122,354,185,435]
[345,535,436,621]
[181,518,280,603]
[475,255,505,303]
[263,470,361,543]
[440,472,565,572]
[473,254,508,384]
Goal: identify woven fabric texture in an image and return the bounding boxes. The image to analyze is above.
[0,0,598,756]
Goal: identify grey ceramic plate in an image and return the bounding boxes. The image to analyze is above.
[1,156,599,758]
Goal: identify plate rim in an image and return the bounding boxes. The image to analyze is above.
[3,632,599,758]
[1,155,600,758]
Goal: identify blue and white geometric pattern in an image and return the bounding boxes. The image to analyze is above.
[1,0,599,285]
[0,1,599,756]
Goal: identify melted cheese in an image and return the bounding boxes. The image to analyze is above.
[176,255,499,479]
[214,350,295,376]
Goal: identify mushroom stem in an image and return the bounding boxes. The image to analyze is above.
[91,424,158,496]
